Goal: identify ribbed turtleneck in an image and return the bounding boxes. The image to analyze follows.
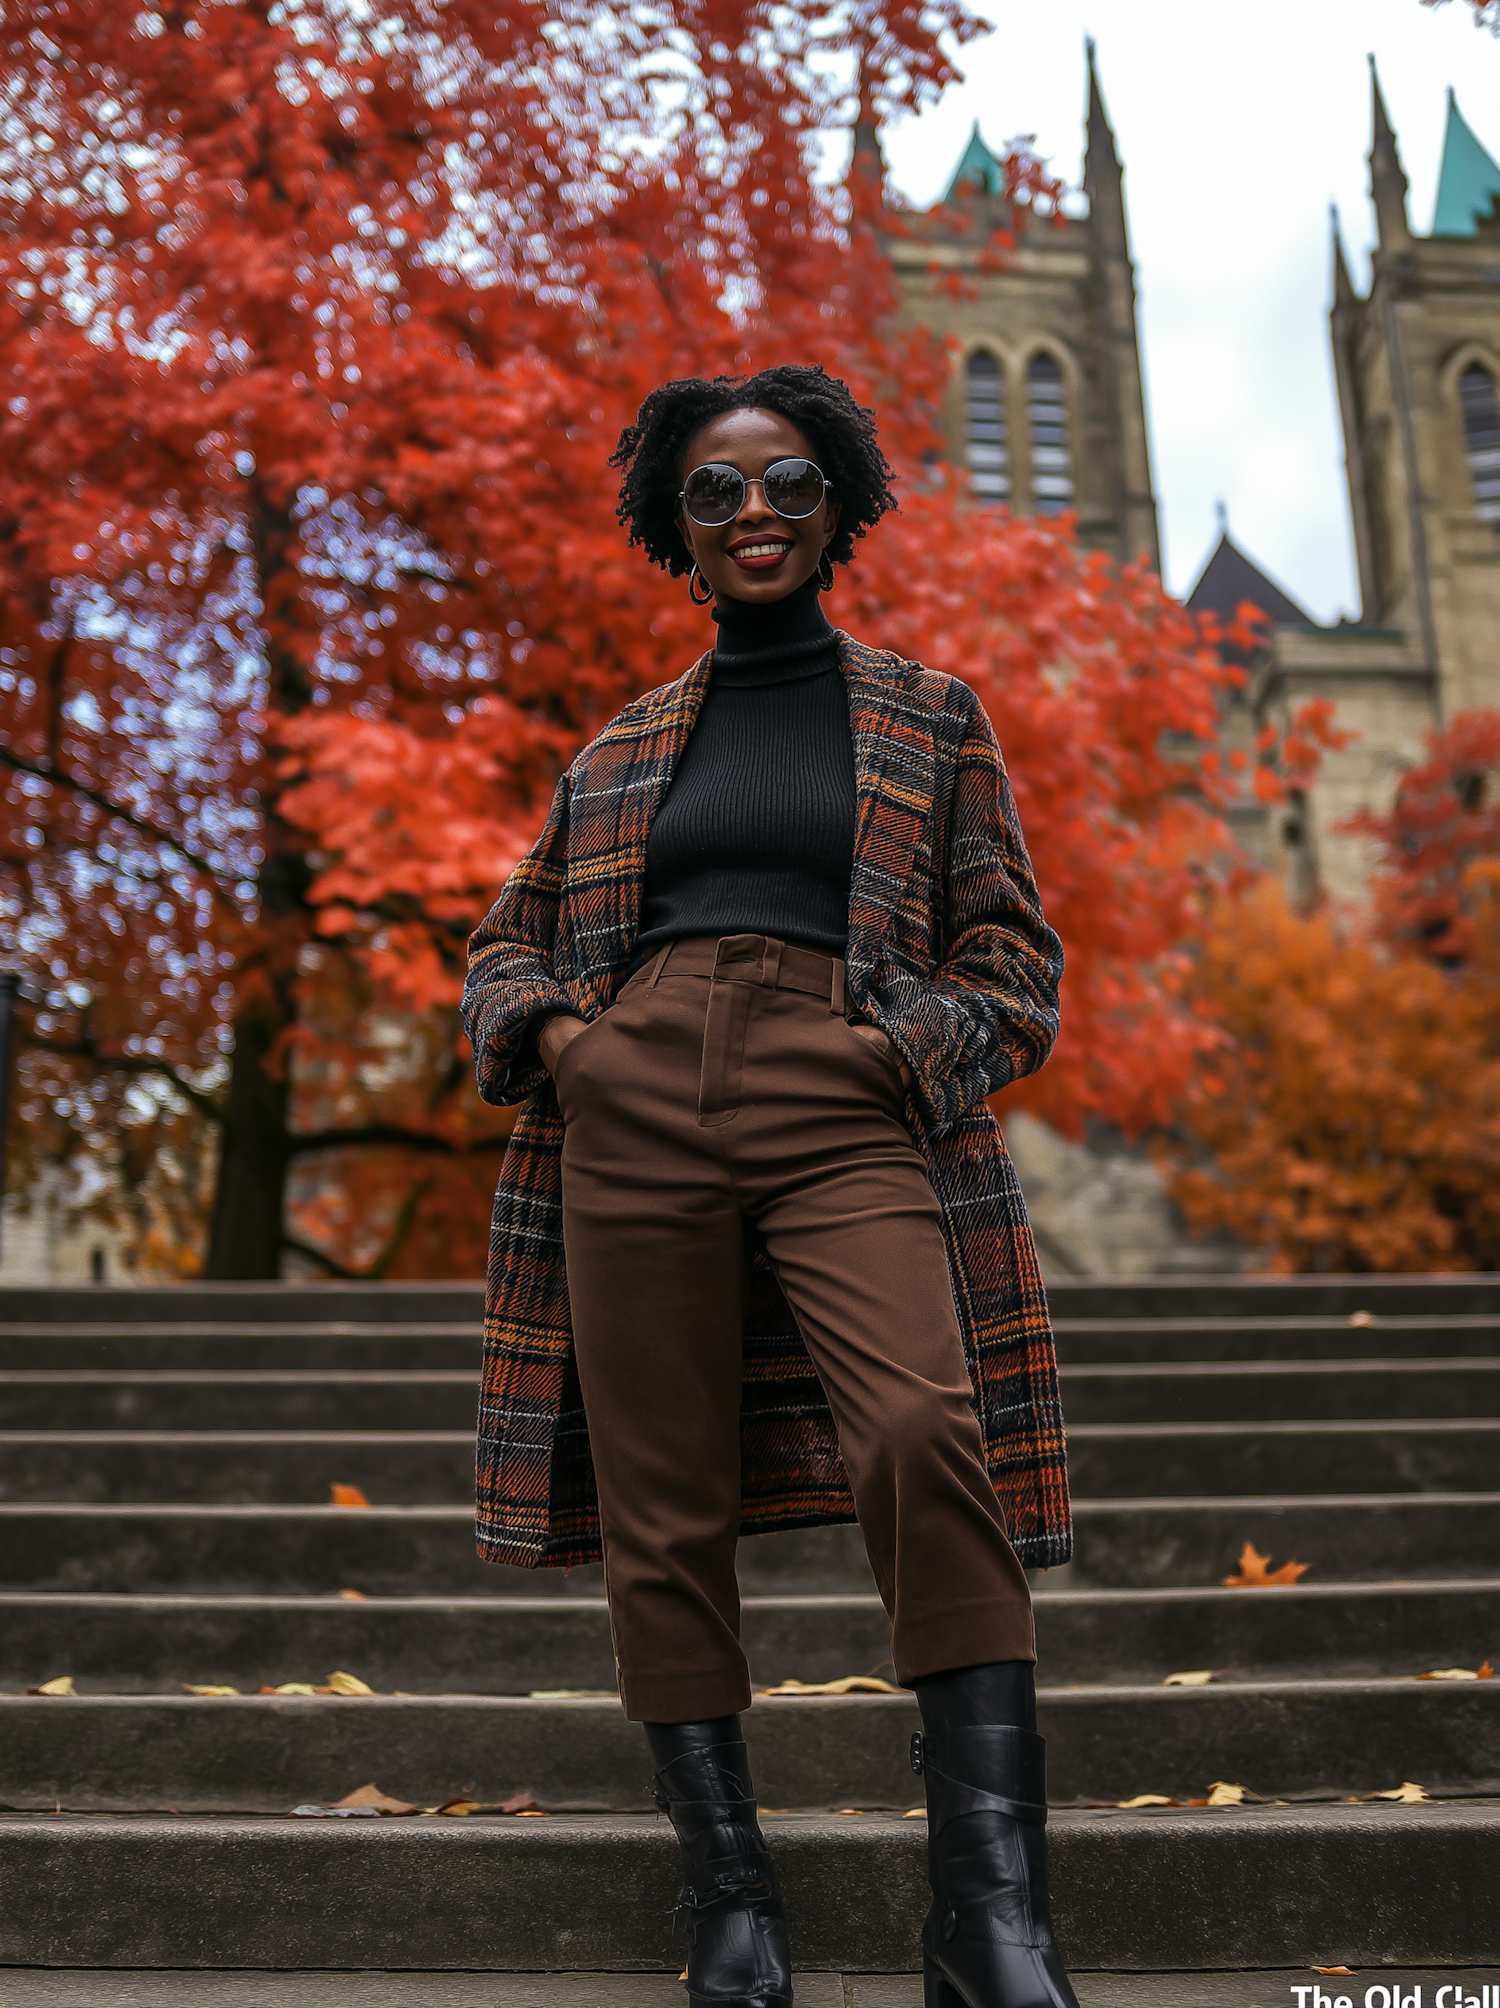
[636,573,856,958]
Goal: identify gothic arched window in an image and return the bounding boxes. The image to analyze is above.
[963,351,1009,503]
[1026,353,1074,515]
[1459,363,1500,525]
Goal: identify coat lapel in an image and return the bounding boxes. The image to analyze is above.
[570,652,712,1003]
[841,637,936,981]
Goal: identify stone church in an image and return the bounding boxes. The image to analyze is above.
[865,52,1500,1273]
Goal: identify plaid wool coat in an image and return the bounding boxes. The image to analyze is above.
[462,634,1073,1571]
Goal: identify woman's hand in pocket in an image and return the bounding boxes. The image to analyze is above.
[849,1022,913,1090]
[538,1013,588,1075]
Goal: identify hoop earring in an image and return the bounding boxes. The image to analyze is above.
[818,552,835,592]
[688,564,713,606]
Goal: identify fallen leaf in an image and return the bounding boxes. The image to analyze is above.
[1222,1541,1310,1588]
[515,1809,547,1817]
[262,1683,318,1696]
[835,1808,864,1815]
[902,1807,927,1819]
[332,1784,417,1815]
[1206,1781,1247,1806]
[1369,1782,1428,1802]
[182,1684,239,1696]
[27,1676,74,1696]
[759,1676,901,1697]
[1315,1970,1356,1978]
[426,1797,483,1816]
[527,1688,617,1699]
[1482,1661,1495,1680]
[330,1484,370,1509]
[289,1803,381,1818]
[337,1589,369,1601]
[1117,1794,1179,1808]
[1418,1665,1486,1681]
[320,1670,374,1696]
[1346,1310,1374,1327]
[1163,1670,1214,1686]
[502,1789,542,1814]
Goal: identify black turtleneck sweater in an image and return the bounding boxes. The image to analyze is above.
[636,572,856,958]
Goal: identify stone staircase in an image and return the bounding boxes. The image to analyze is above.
[1,1275,1498,1990]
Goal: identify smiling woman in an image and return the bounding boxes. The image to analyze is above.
[463,362,1079,2008]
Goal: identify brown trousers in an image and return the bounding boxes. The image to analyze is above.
[555,932,1035,1723]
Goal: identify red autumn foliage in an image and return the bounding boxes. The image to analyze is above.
[1168,832,1500,1274]
[1345,710,1500,966]
[2,2,1237,1278]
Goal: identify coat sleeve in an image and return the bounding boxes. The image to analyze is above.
[462,771,582,1107]
[880,695,1063,1132]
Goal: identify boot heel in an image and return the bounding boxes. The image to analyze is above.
[923,1960,966,2008]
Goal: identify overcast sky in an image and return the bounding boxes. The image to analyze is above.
[876,0,1497,620]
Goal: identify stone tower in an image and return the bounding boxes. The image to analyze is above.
[874,44,1160,570]
[1192,67,1500,902]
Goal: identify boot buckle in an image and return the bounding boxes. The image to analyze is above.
[910,1732,925,1774]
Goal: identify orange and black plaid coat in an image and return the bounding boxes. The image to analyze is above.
[463,636,1073,1569]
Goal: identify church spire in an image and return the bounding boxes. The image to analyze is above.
[1084,37,1121,190]
[1331,203,1357,306]
[1368,56,1412,250]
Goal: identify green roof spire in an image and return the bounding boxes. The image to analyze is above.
[1432,88,1500,238]
[944,121,1004,202]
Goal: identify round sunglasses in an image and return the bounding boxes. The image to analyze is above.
[679,457,831,528]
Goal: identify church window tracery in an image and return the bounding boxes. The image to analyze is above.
[963,351,1010,503]
[1026,353,1074,515]
[1459,363,1500,524]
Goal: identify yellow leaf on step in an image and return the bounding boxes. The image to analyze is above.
[1163,1670,1214,1686]
[322,1671,374,1696]
[1418,1666,1483,1680]
[27,1676,74,1696]
[1369,1781,1428,1802]
[758,1676,900,1697]
[1205,1781,1246,1806]
[262,1684,318,1696]
[903,1807,927,1819]
[183,1685,239,1696]
[1116,1794,1177,1808]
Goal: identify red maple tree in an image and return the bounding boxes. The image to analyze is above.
[2,2,1238,1279]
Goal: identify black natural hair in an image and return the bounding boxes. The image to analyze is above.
[610,364,897,577]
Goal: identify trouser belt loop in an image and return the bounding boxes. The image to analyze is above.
[830,959,846,1018]
[760,938,783,990]
[648,943,674,987]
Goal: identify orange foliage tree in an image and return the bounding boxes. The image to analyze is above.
[2,1,1238,1279]
[1171,714,1500,1272]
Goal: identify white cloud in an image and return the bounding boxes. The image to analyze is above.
[878,0,1497,619]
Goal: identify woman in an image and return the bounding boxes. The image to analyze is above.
[463,364,1077,2008]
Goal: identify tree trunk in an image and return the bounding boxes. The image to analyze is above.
[204,999,292,1279]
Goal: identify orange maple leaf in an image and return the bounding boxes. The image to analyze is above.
[1222,1541,1310,1588]
[330,1484,370,1509]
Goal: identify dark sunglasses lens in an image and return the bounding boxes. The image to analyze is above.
[763,459,825,518]
[683,465,744,526]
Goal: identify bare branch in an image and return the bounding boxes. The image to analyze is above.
[285,1122,509,1157]
[0,745,248,911]
[27,1032,227,1128]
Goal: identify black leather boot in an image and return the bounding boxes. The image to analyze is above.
[646,1725,793,2008]
[911,1685,1078,2008]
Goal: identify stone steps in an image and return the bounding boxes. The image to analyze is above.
[6,1977,1498,2008]
[6,1311,1497,1370]
[5,1581,1498,1691]
[5,1417,1499,1502]
[7,1357,1498,1432]
[4,1681,1498,1812]
[4,1493,1496,1593]
[2,1273,1496,1977]
[2,1806,1497,1971]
